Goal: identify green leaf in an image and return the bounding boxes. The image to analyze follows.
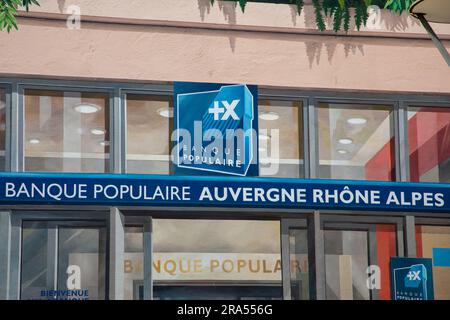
[238,0,247,12]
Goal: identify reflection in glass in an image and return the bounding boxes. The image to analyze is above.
[416,225,450,300]
[408,107,450,183]
[126,94,171,174]
[57,227,107,300]
[24,90,110,172]
[20,222,107,300]
[258,100,303,178]
[324,230,369,300]
[289,228,309,300]
[0,89,5,169]
[124,226,144,300]
[21,222,50,300]
[318,103,395,181]
[125,220,283,300]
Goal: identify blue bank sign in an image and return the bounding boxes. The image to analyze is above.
[0,173,449,213]
[391,257,434,300]
[174,82,258,176]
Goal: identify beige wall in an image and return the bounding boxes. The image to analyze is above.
[0,0,449,93]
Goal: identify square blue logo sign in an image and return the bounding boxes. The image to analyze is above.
[390,257,434,300]
[174,82,258,176]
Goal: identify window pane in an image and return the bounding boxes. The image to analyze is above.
[259,100,303,178]
[126,94,171,174]
[21,222,51,300]
[289,228,309,300]
[57,227,107,300]
[24,90,110,172]
[408,107,450,183]
[124,226,144,300]
[324,225,397,300]
[324,230,370,300]
[416,225,450,300]
[142,219,283,300]
[318,103,395,181]
[0,89,5,170]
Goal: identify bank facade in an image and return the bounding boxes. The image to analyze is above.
[0,0,450,300]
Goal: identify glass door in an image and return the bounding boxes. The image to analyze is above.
[281,219,310,300]
[124,218,283,300]
[323,222,399,300]
[20,221,107,300]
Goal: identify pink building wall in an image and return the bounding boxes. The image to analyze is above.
[0,0,449,93]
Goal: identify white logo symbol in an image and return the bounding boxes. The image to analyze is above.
[366,265,381,290]
[66,5,81,30]
[407,270,421,281]
[209,100,240,120]
[66,265,81,289]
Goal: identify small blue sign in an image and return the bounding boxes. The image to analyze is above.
[174,82,258,176]
[432,248,450,267]
[391,257,434,300]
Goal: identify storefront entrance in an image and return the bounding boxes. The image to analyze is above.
[20,220,107,300]
[123,218,312,300]
[9,211,450,300]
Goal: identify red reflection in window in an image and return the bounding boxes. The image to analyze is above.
[409,107,450,182]
[376,225,397,300]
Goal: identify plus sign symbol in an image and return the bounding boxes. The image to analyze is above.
[407,270,421,281]
[209,100,240,121]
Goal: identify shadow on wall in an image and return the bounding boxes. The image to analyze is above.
[197,0,238,51]
[57,0,66,13]
[196,0,419,68]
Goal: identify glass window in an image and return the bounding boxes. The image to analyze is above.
[317,103,395,181]
[21,222,50,300]
[24,90,110,173]
[408,107,450,183]
[325,229,370,300]
[258,100,303,178]
[416,225,450,300]
[126,94,172,174]
[57,227,107,300]
[0,88,5,170]
[124,226,144,300]
[21,222,107,300]
[324,225,397,300]
[124,219,283,300]
[288,228,309,299]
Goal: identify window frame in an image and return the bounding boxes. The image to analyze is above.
[404,103,450,183]
[122,89,173,175]
[18,84,115,173]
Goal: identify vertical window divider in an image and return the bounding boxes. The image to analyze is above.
[143,217,153,300]
[10,82,23,172]
[396,101,409,182]
[307,98,318,179]
[301,98,310,179]
[111,87,125,174]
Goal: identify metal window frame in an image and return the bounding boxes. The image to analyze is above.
[12,82,115,173]
[8,210,109,300]
[121,88,173,175]
[311,98,399,181]
[258,95,310,179]
[320,213,405,300]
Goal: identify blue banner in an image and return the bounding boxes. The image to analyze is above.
[0,172,449,212]
[391,257,434,300]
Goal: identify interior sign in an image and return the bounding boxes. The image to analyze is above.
[174,82,258,176]
[390,257,434,300]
